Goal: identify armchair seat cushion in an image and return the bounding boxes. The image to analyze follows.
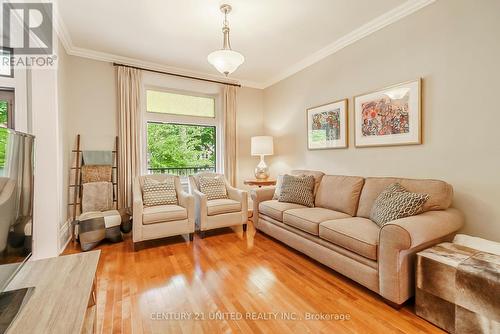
[142,205,187,225]
[207,199,241,216]
[319,218,380,260]
[283,208,351,236]
[259,200,306,222]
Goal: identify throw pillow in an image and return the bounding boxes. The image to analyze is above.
[142,177,178,207]
[199,175,228,200]
[370,183,429,227]
[278,174,315,207]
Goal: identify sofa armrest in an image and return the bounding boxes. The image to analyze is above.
[378,208,465,304]
[178,191,195,229]
[132,178,143,243]
[250,187,275,224]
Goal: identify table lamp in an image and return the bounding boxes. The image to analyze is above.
[251,136,273,179]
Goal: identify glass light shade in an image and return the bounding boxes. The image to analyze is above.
[251,136,274,156]
[207,49,245,76]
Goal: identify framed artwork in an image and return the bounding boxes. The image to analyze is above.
[354,79,421,147]
[307,99,348,150]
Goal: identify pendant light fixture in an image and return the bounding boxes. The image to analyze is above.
[207,4,245,76]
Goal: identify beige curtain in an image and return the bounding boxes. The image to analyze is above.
[223,85,237,186]
[117,66,142,210]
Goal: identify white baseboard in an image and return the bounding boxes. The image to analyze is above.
[58,219,72,254]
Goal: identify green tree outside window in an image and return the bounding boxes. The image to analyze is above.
[147,123,216,171]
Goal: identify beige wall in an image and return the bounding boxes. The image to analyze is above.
[64,57,117,151]
[263,0,500,241]
[236,87,264,189]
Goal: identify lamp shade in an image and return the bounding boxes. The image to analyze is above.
[251,136,274,156]
[207,49,245,76]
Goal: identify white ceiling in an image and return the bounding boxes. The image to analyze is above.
[55,0,434,88]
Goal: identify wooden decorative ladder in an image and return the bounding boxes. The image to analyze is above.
[68,134,119,242]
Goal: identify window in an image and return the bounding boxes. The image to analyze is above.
[147,123,216,176]
[0,48,13,78]
[147,90,215,118]
[0,89,14,128]
[0,89,14,170]
[144,89,219,177]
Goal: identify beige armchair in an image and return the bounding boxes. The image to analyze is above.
[133,174,194,249]
[189,172,248,238]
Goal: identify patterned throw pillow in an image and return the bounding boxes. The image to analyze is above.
[370,183,429,227]
[142,177,178,207]
[199,175,228,200]
[278,174,315,207]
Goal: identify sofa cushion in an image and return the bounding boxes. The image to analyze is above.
[142,205,187,225]
[259,200,306,221]
[283,208,351,235]
[278,174,315,207]
[315,175,365,216]
[207,198,241,216]
[357,177,453,218]
[319,218,380,260]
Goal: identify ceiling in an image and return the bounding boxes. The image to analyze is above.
[55,0,433,88]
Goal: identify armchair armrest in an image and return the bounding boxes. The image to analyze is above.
[178,191,195,229]
[192,188,208,231]
[378,208,464,304]
[132,178,143,242]
[250,187,276,224]
[226,184,248,223]
[226,184,248,204]
[178,190,193,208]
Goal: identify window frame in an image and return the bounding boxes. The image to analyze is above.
[0,88,15,129]
[142,85,222,177]
[0,48,14,79]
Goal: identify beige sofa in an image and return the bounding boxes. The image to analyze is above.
[251,170,464,305]
[189,172,248,237]
[133,174,195,248]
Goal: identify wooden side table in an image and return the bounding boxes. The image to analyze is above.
[244,179,277,188]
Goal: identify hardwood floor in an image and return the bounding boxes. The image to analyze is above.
[64,222,443,334]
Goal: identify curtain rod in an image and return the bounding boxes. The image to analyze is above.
[112,62,241,87]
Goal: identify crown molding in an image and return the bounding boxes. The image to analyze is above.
[261,0,437,88]
[53,0,436,90]
[67,46,264,88]
[52,0,73,53]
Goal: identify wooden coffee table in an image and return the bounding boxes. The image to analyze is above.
[244,179,277,188]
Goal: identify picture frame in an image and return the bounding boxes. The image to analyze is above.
[307,99,348,150]
[354,79,421,147]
